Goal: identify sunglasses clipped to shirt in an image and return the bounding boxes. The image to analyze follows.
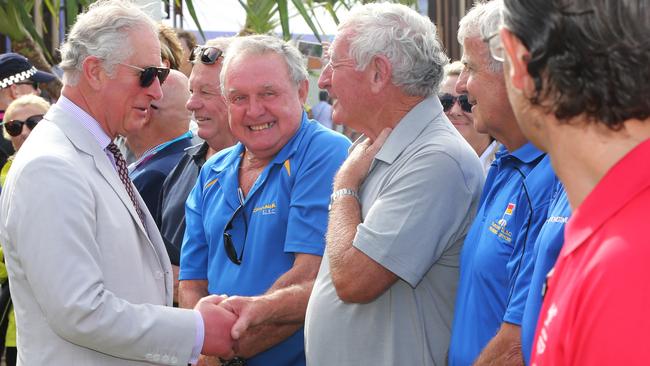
[439,93,473,113]
[120,63,170,88]
[2,114,44,137]
[223,188,248,265]
[190,46,223,65]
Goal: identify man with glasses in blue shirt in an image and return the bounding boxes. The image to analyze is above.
[448,1,557,365]
[179,35,350,366]
[158,38,238,314]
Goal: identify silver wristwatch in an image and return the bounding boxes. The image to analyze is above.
[329,188,360,210]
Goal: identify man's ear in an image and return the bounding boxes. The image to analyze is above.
[297,78,309,104]
[369,55,392,94]
[82,56,107,90]
[501,28,532,93]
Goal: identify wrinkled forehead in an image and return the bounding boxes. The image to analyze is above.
[125,25,162,66]
[330,31,353,60]
[190,61,222,87]
[227,52,291,83]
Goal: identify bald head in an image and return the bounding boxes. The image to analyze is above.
[151,69,191,127]
[126,69,191,157]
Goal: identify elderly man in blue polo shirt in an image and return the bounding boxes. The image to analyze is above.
[447,1,558,365]
[179,35,350,366]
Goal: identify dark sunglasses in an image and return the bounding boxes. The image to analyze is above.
[190,46,223,65]
[120,63,170,88]
[3,114,43,137]
[223,204,248,265]
[439,93,472,113]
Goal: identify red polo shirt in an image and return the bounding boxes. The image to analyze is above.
[531,138,650,365]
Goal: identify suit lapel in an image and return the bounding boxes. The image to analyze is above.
[45,105,151,241]
[44,102,174,304]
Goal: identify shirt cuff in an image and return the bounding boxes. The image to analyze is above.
[189,310,205,365]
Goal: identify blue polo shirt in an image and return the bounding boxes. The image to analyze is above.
[449,144,556,366]
[521,181,570,364]
[180,114,350,366]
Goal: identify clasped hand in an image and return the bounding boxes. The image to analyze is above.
[194,294,268,360]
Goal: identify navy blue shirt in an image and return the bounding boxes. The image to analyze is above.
[129,132,194,221]
[522,181,570,364]
[155,142,208,265]
[449,145,556,366]
[180,115,350,366]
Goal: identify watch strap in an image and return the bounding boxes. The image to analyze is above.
[329,188,360,210]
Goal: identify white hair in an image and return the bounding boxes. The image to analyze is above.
[338,3,448,97]
[220,35,307,93]
[458,0,503,72]
[59,0,158,85]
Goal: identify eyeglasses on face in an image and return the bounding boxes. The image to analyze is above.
[119,63,170,88]
[222,204,248,265]
[483,31,505,63]
[439,93,472,113]
[2,114,44,137]
[190,46,223,65]
[324,58,356,72]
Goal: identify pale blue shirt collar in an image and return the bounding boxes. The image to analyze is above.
[57,94,119,168]
[57,94,112,150]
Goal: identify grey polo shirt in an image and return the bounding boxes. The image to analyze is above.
[305,96,484,366]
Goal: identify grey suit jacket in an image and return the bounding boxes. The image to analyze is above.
[0,103,197,365]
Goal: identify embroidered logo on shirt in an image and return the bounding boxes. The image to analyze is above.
[488,203,516,242]
[546,216,569,224]
[204,178,218,190]
[253,201,277,215]
[283,159,291,176]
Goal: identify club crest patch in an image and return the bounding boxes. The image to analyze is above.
[488,203,515,242]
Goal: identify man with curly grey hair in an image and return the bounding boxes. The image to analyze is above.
[304,3,484,365]
[0,1,237,364]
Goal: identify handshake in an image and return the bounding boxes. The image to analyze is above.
[193,294,266,359]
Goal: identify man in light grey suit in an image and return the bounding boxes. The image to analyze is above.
[0,1,236,365]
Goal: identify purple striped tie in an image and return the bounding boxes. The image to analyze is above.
[106,142,146,227]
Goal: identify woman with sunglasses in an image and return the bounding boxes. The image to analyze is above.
[440,61,500,174]
[1,94,50,184]
[0,94,48,366]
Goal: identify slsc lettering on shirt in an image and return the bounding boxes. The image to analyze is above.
[253,201,278,215]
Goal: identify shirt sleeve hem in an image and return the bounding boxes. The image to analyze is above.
[284,242,325,256]
[503,311,524,326]
[178,270,208,281]
[353,229,419,287]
